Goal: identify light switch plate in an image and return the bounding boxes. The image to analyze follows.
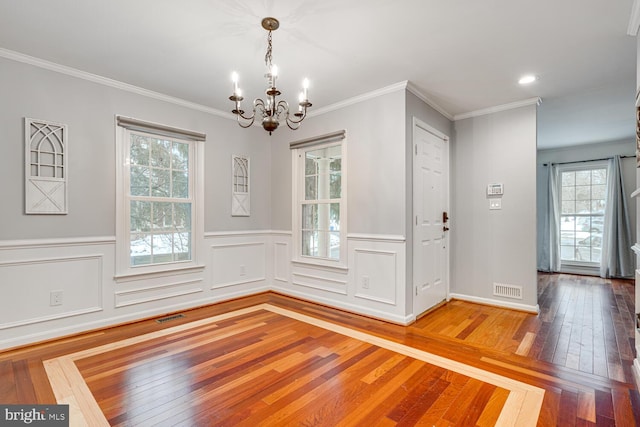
[490,198,502,210]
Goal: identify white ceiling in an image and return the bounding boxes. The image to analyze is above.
[0,0,636,149]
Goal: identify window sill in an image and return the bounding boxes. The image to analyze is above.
[115,263,206,283]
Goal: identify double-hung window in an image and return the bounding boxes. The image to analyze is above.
[116,117,205,278]
[292,131,346,266]
[558,163,607,265]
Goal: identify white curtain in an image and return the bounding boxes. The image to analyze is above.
[548,164,561,272]
[538,164,561,272]
[600,155,633,278]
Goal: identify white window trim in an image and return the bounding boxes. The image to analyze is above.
[557,160,608,269]
[115,117,205,280]
[291,135,347,268]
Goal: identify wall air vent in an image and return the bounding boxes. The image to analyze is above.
[493,283,523,300]
[156,314,185,324]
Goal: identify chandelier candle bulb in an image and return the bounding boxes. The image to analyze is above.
[303,78,309,100]
[231,72,239,95]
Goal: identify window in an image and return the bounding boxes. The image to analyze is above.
[558,164,607,264]
[116,117,205,278]
[292,131,346,266]
[128,132,192,266]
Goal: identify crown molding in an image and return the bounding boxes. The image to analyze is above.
[309,81,411,117]
[628,0,640,35]
[405,81,455,121]
[0,48,234,120]
[453,97,542,121]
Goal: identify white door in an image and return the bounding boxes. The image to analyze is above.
[413,119,449,316]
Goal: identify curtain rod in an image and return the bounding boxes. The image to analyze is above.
[542,154,634,167]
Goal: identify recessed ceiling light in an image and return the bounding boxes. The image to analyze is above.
[518,75,538,85]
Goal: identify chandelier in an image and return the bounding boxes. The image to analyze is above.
[229,17,312,134]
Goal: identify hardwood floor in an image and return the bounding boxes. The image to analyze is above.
[0,273,638,426]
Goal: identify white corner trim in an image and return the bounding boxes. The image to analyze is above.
[0,48,232,120]
[453,97,542,121]
[405,81,455,121]
[632,243,640,256]
[309,81,409,117]
[448,293,539,314]
[628,0,640,35]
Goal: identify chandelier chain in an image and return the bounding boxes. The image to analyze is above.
[265,30,273,69]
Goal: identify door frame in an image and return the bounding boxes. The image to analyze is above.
[412,117,451,317]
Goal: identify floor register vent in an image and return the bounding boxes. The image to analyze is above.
[156,313,185,324]
[493,283,523,300]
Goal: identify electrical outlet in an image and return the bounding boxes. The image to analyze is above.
[239,265,246,276]
[50,290,63,306]
[362,276,370,289]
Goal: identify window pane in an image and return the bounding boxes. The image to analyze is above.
[329,231,340,260]
[302,231,318,257]
[130,233,151,266]
[576,200,590,213]
[302,204,318,230]
[562,171,575,186]
[575,171,590,185]
[305,157,317,175]
[130,135,149,166]
[592,185,606,200]
[172,142,189,170]
[561,245,575,261]
[592,169,606,184]
[561,201,575,215]
[575,185,590,200]
[561,186,575,201]
[330,173,341,198]
[130,166,150,196]
[153,202,173,230]
[130,201,152,232]
[174,203,191,230]
[173,232,191,261]
[305,175,317,200]
[172,171,188,198]
[330,203,340,231]
[151,169,171,197]
[330,158,341,172]
[150,139,171,168]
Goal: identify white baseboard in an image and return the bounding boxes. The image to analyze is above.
[272,284,413,325]
[0,286,270,351]
[448,293,539,314]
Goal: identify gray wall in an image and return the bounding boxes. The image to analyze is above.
[451,105,538,308]
[0,56,271,241]
[270,90,407,235]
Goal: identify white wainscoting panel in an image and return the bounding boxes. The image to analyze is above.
[274,241,290,283]
[0,254,103,329]
[353,248,397,305]
[291,270,348,295]
[210,241,266,289]
[114,278,204,308]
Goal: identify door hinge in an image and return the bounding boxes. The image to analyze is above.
[415,216,418,226]
[415,144,418,155]
[415,286,418,296]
